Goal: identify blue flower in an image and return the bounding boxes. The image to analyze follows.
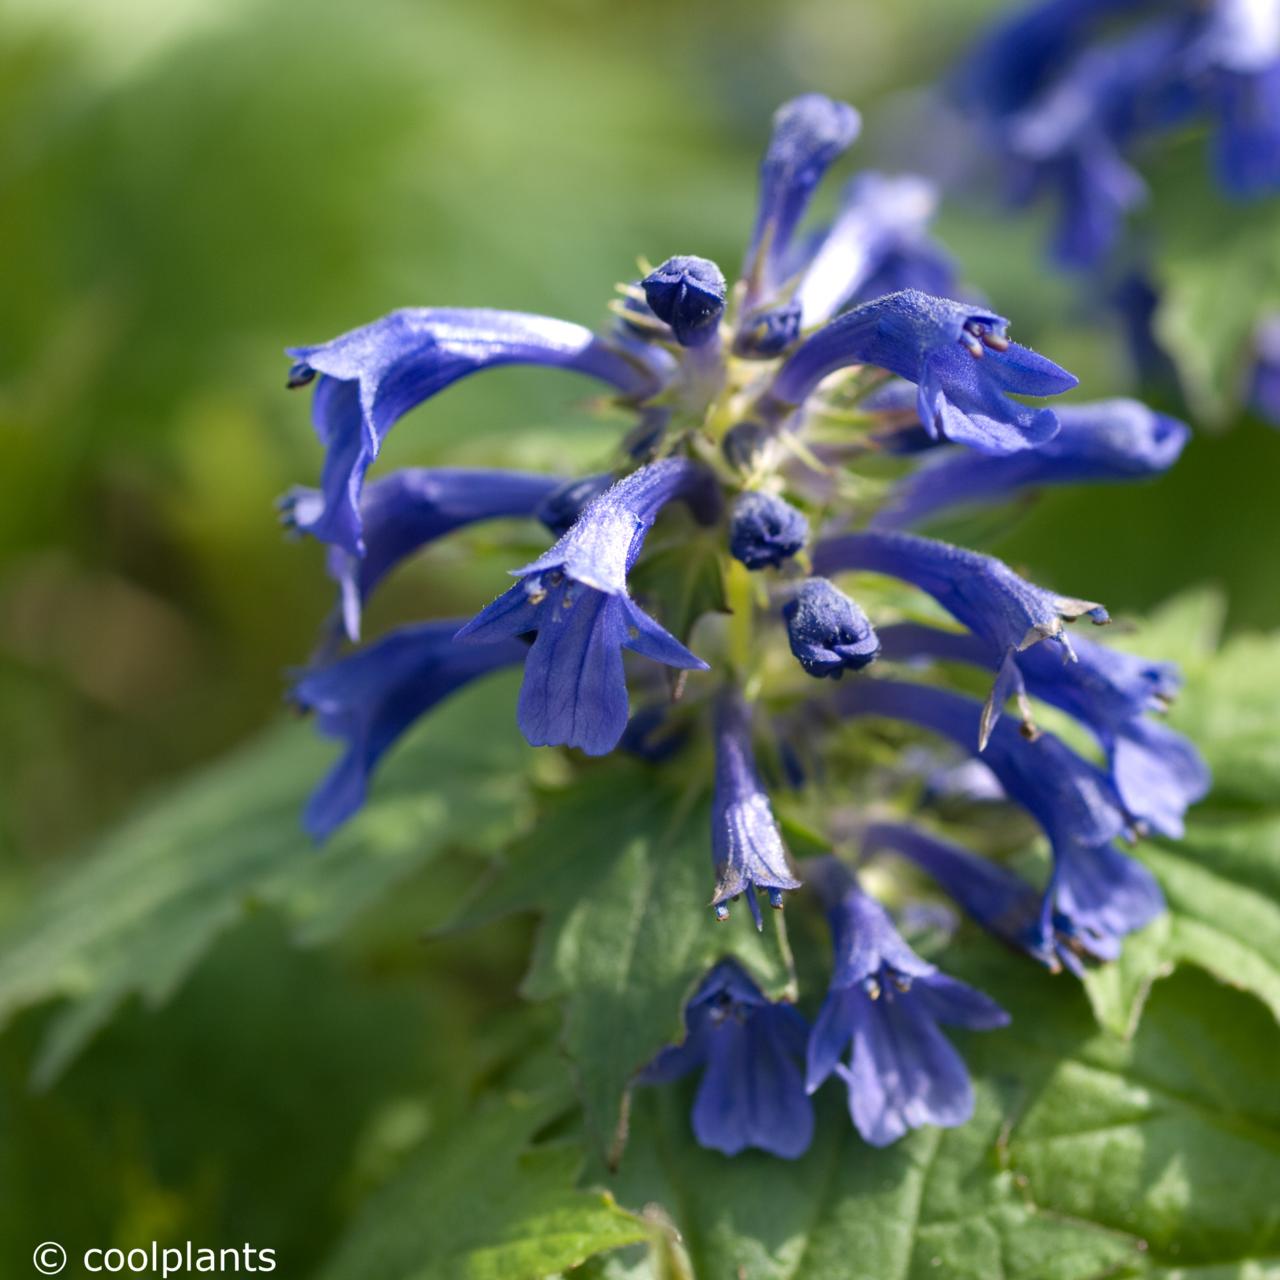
[455,458,716,755]
[733,302,802,359]
[880,621,1209,837]
[864,821,1105,975]
[814,529,1108,744]
[286,309,663,557]
[743,94,862,305]
[282,467,563,642]
[767,291,1077,453]
[873,398,1190,531]
[951,0,1134,120]
[291,621,526,840]
[837,679,1166,961]
[997,22,1189,268]
[728,491,809,569]
[636,959,814,1159]
[783,577,880,678]
[794,174,954,326]
[534,473,616,536]
[1252,315,1280,426]
[804,857,1008,1147]
[642,256,727,348]
[1191,0,1280,195]
[711,693,802,928]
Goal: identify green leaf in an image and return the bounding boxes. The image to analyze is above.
[318,1091,648,1280]
[454,761,795,1163]
[608,960,1280,1280]
[1139,817,1280,1024]
[0,675,534,1087]
[1145,141,1280,423]
[1167,630,1280,809]
[628,532,729,647]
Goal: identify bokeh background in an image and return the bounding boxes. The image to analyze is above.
[2,0,1277,1271]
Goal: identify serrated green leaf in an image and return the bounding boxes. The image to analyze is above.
[318,1091,648,1280]
[0,675,534,1086]
[1168,631,1280,809]
[608,959,1280,1280]
[1082,913,1175,1040]
[454,761,795,1161]
[1138,817,1280,1024]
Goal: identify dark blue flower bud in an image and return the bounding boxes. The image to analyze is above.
[734,303,802,359]
[783,577,880,678]
[721,422,770,472]
[535,472,614,536]
[642,255,727,347]
[729,491,809,569]
[286,360,316,389]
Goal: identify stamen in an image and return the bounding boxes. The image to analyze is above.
[286,361,316,389]
[864,977,881,1000]
[768,888,784,910]
[982,331,1010,352]
[714,902,730,922]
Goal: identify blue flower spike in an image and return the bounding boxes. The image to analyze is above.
[280,89,1204,1164]
[804,856,1009,1147]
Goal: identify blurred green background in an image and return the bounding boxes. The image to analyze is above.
[2,0,1278,1270]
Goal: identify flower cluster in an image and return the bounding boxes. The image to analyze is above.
[951,0,1280,268]
[283,95,1205,1157]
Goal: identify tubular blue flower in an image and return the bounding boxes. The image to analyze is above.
[728,491,809,569]
[794,174,953,326]
[534,472,615,536]
[636,959,814,1159]
[1252,315,1280,426]
[711,693,802,928]
[642,256,727,347]
[743,94,862,302]
[767,291,1077,454]
[286,309,662,557]
[878,621,1210,837]
[282,468,563,641]
[804,856,1008,1147]
[951,0,1154,120]
[734,302,802,359]
[997,21,1192,268]
[1191,0,1280,195]
[814,529,1108,743]
[872,399,1190,531]
[864,821,1103,975]
[783,577,880,678]
[836,679,1166,959]
[1209,62,1280,195]
[291,621,526,841]
[454,458,717,755]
